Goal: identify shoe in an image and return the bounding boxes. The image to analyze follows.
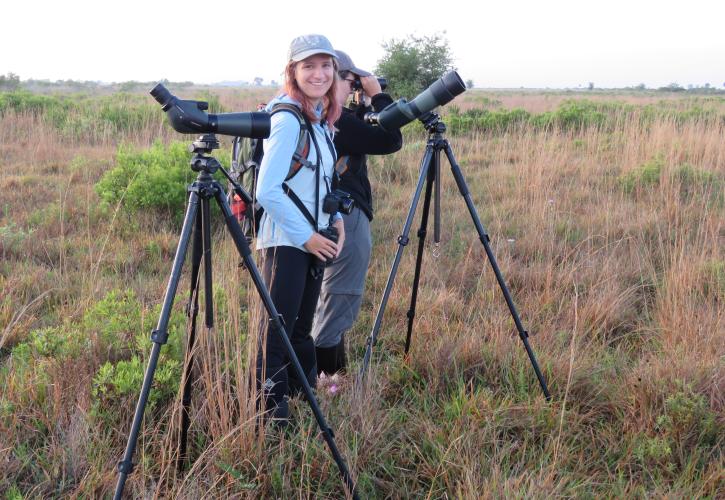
[315,345,338,375]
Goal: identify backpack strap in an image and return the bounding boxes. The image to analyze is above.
[269,103,339,232]
[270,103,315,180]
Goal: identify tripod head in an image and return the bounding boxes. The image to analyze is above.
[419,111,446,134]
[189,134,222,174]
[190,134,220,154]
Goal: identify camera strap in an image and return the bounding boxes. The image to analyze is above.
[282,184,317,229]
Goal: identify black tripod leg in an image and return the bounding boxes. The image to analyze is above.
[213,189,359,500]
[115,192,200,500]
[178,196,215,469]
[359,146,435,380]
[443,143,551,400]
[404,161,436,355]
[178,206,202,470]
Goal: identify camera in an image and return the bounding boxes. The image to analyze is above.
[323,189,354,216]
[309,223,339,278]
[352,77,388,92]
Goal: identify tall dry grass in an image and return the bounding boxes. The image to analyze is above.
[0,90,723,498]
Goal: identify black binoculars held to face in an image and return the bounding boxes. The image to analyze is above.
[365,70,466,131]
[352,76,388,92]
[150,83,271,138]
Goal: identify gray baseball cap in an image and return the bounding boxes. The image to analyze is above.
[335,50,372,77]
[288,34,337,62]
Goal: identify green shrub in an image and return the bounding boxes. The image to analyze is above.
[619,155,665,194]
[83,289,143,352]
[91,355,181,425]
[95,141,220,215]
[633,434,673,468]
[0,90,162,141]
[634,382,719,476]
[88,292,186,424]
[447,107,531,134]
[672,163,723,205]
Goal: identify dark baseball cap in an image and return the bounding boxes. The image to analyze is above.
[335,50,372,77]
[288,34,337,62]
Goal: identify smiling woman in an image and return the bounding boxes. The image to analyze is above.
[254,34,344,423]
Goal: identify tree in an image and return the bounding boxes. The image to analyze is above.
[253,77,263,86]
[0,72,20,90]
[588,82,594,91]
[375,33,455,99]
[466,79,474,89]
[658,82,684,92]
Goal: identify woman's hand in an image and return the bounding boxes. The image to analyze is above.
[360,75,382,97]
[333,218,345,257]
[304,232,339,262]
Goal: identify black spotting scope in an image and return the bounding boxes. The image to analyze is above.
[150,83,270,138]
[365,71,466,131]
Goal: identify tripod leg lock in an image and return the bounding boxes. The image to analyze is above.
[406,310,415,320]
[417,228,427,238]
[522,330,529,339]
[117,459,135,474]
[480,234,490,244]
[271,314,286,328]
[151,329,169,345]
[398,235,410,246]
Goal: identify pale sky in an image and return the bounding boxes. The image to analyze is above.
[3,0,724,89]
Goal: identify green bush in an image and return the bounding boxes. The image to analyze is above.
[672,163,723,205]
[530,100,614,131]
[447,107,531,134]
[618,156,723,202]
[95,141,203,214]
[619,155,665,194]
[634,381,719,478]
[0,90,162,140]
[91,355,181,424]
[83,289,143,352]
[83,290,186,424]
[0,90,71,116]
[443,98,724,137]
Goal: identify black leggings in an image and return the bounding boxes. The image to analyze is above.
[257,246,322,420]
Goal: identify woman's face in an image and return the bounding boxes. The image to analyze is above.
[336,71,354,107]
[294,54,335,104]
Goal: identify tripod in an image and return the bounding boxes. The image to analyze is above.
[359,113,551,400]
[114,135,358,499]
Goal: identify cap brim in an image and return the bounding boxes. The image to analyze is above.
[290,49,338,62]
[350,67,372,77]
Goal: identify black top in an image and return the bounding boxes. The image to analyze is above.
[333,93,403,221]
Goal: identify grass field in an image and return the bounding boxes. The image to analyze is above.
[1,86,723,498]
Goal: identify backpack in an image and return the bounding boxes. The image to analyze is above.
[229,103,320,237]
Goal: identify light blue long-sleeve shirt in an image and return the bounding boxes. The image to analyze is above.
[255,95,339,251]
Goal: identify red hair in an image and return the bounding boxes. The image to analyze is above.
[283,57,342,129]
